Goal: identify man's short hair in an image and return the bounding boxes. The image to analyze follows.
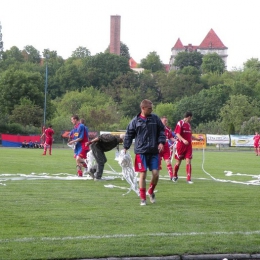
[185,111,193,118]
[72,115,79,121]
[140,99,152,108]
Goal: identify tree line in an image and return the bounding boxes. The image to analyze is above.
[1,43,260,140]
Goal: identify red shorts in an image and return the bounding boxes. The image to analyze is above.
[76,149,89,159]
[160,144,171,160]
[45,138,53,146]
[134,154,159,172]
[174,141,192,160]
[159,144,171,170]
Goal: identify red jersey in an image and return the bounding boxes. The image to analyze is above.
[44,127,54,145]
[45,128,54,139]
[174,120,192,143]
[253,135,260,146]
[165,126,173,140]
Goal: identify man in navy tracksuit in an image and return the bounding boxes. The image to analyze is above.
[123,99,166,206]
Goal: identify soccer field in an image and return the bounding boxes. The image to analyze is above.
[0,147,259,260]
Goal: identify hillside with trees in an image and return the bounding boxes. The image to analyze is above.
[1,43,260,139]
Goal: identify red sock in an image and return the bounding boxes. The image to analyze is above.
[147,183,156,195]
[186,164,191,181]
[77,169,83,177]
[139,188,146,200]
[173,164,179,177]
[167,164,173,178]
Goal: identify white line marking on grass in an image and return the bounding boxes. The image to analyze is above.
[1,230,260,244]
[201,149,260,186]
[0,172,120,182]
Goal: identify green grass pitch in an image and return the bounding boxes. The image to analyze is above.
[0,146,260,260]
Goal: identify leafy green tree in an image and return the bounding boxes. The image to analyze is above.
[51,87,120,132]
[243,58,260,71]
[140,51,164,72]
[172,84,231,127]
[0,69,44,115]
[240,116,260,134]
[53,87,114,117]
[153,102,175,127]
[114,72,163,118]
[228,123,235,135]
[154,70,178,103]
[173,51,203,70]
[221,68,260,100]
[119,42,131,60]
[201,53,225,74]
[0,46,25,71]
[233,68,260,99]
[194,120,224,134]
[119,115,132,131]
[137,72,162,104]
[22,45,41,63]
[231,81,254,97]
[117,88,143,117]
[82,52,130,88]
[79,103,119,131]
[219,94,260,133]
[176,66,204,95]
[171,72,204,99]
[54,63,84,96]
[178,66,201,78]
[2,46,24,62]
[103,71,140,104]
[9,98,43,127]
[71,46,91,58]
[200,71,224,88]
[41,49,65,99]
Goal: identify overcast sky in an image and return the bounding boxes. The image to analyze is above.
[1,0,259,70]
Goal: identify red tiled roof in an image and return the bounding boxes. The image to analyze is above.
[199,28,227,49]
[129,57,138,68]
[172,38,184,50]
[183,44,198,52]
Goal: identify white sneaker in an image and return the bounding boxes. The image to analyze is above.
[187,181,193,184]
[149,193,156,204]
[140,200,146,206]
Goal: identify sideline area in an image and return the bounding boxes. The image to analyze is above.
[81,254,260,260]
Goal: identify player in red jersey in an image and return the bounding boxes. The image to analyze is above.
[253,131,260,156]
[159,116,176,180]
[41,125,55,155]
[172,111,202,184]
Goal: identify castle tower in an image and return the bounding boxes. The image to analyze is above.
[169,29,228,70]
[110,15,121,55]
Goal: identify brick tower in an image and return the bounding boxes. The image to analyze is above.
[110,15,121,55]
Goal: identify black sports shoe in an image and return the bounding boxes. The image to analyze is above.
[172,176,178,182]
